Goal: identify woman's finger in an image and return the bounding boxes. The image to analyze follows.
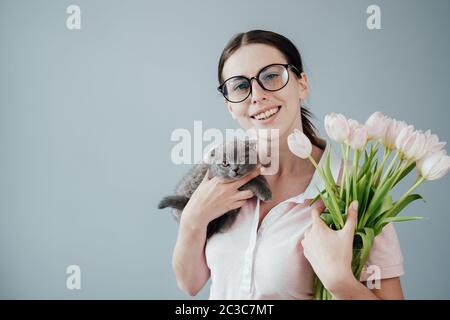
[202,169,211,182]
[231,166,261,188]
[311,207,322,224]
[228,199,247,211]
[311,207,328,229]
[343,200,358,234]
[314,199,326,212]
[234,190,255,201]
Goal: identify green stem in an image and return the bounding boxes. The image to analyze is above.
[345,145,351,213]
[352,149,360,202]
[308,154,319,171]
[374,146,390,186]
[360,160,413,228]
[404,175,425,199]
[340,143,347,199]
[308,154,344,229]
[379,150,399,187]
[389,175,425,215]
[373,141,380,153]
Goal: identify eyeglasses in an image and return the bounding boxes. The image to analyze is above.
[217,63,300,103]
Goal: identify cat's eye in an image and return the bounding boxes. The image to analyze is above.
[221,160,229,167]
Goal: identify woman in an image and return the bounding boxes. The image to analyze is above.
[172,30,404,299]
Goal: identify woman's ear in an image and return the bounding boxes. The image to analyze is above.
[297,72,308,100]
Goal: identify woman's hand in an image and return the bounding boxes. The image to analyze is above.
[181,166,261,229]
[301,200,359,293]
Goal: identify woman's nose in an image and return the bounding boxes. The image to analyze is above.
[251,79,267,104]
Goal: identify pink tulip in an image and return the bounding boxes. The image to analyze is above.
[417,150,450,181]
[395,126,428,161]
[288,129,312,159]
[346,119,368,150]
[365,112,389,141]
[424,130,446,155]
[383,118,408,150]
[324,113,350,143]
[395,125,414,150]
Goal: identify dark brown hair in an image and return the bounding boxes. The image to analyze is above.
[218,29,325,149]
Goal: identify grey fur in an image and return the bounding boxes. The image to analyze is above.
[158,139,272,239]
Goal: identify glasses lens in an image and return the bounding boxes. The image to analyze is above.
[222,76,250,102]
[258,65,289,91]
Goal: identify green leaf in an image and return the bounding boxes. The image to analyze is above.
[357,147,378,182]
[356,150,370,181]
[371,193,424,231]
[336,196,346,213]
[363,175,395,224]
[310,191,323,206]
[375,215,423,233]
[320,212,334,227]
[318,180,344,229]
[382,216,423,223]
[380,194,394,212]
[355,228,375,272]
[356,175,367,203]
[393,161,416,188]
[361,170,374,212]
[357,171,374,230]
[383,194,425,220]
[365,194,394,227]
[372,159,378,177]
[324,148,338,194]
[318,193,338,228]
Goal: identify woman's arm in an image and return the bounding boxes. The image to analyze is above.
[370,277,404,299]
[172,168,260,296]
[172,213,210,296]
[301,200,405,300]
[328,275,404,300]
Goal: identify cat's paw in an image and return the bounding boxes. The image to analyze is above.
[258,189,272,202]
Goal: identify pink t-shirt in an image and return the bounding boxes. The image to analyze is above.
[205,143,404,300]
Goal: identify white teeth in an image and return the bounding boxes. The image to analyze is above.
[254,107,280,120]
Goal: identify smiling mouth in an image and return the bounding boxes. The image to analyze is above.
[250,106,282,121]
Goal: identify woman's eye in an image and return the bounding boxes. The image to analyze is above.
[221,161,229,167]
[233,82,249,92]
[264,73,279,81]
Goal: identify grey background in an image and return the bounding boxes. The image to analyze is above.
[1,0,449,299]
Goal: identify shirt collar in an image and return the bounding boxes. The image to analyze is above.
[289,142,341,204]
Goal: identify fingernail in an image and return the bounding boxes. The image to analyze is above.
[350,201,358,211]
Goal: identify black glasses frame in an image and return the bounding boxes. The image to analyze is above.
[217,63,300,103]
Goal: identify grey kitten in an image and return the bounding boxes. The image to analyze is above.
[158,139,272,239]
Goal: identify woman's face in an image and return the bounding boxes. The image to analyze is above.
[221,43,309,141]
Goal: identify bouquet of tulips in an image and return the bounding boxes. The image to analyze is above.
[287,112,450,300]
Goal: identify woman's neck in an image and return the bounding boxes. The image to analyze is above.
[260,138,324,180]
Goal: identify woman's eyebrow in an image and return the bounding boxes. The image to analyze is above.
[229,62,288,79]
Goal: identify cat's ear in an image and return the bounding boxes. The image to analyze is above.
[203,146,216,164]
